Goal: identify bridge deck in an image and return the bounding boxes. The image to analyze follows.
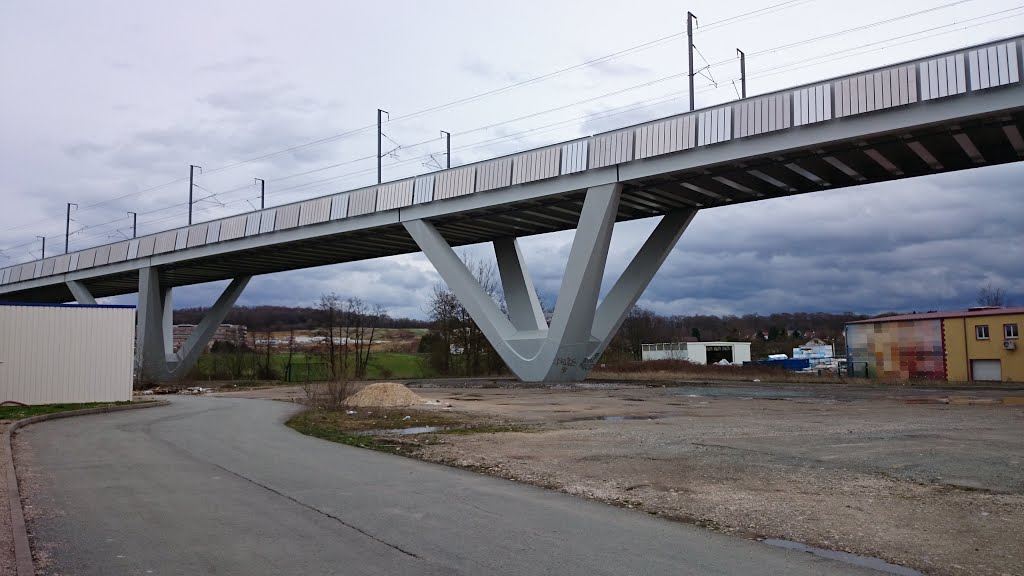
[2,36,1022,303]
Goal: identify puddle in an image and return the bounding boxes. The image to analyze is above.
[602,415,658,421]
[361,426,448,436]
[567,415,661,422]
[762,539,923,576]
[668,386,811,399]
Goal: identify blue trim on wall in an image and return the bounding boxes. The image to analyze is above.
[0,301,135,309]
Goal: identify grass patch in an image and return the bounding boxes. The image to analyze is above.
[286,408,468,454]
[0,401,137,422]
[438,424,534,435]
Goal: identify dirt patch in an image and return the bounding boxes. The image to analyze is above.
[345,382,426,408]
[404,385,1024,576]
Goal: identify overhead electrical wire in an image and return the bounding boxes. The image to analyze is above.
[1,1,1012,259]
[0,0,822,239]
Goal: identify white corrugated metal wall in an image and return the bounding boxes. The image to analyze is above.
[0,304,135,404]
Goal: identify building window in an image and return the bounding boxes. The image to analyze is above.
[975,325,989,340]
[1006,324,1020,339]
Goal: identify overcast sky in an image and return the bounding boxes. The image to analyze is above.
[1,0,1022,319]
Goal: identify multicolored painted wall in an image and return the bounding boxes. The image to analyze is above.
[846,319,946,380]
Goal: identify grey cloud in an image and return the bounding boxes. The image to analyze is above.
[585,58,653,78]
[63,141,106,158]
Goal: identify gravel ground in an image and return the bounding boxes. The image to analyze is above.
[403,384,1024,576]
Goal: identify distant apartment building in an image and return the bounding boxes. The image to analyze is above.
[845,307,1023,382]
[172,324,248,352]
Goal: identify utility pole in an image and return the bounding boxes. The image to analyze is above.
[377,109,389,184]
[127,211,137,238]
[688,12,697,111]
[440,130,451,168]
[737,48,747,98]
[188,164,202,225]
[65,202,77,254]
[255,178,265,209]
[37,236,45,259]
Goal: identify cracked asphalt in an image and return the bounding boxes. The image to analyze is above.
[17,395,883,575]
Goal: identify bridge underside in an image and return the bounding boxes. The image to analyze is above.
[6,107,1022,306]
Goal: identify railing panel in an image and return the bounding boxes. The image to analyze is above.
[734,94,790,139]
[330,194,350,219]
[94,245,110,266]
[475,158,513,192]
[560,140,588,174]
[174,229,189,251]
[52,255,71,274]
[840,64,916,115]
[205,221,221,244]
[136,236,156,258]
[697,107,732,146]
[298,197,332,225]
[245,213,262,236]
[32,262,42,279]
[154,231,177,254]
[275,204,301,230]
[40,258,56,277]
[76,248,97,270]
[127,239,140,259]
[108,241,130,263]
[793,83,832,126]
[636,115,696,159]
[259,210,277,233]
[512,146,560,185]
[413,175,435,204]
[589,130,633,168]
[68,253,80,272]
[219,215,247,241]
[186,224,208,248]
[435,167,475,200]
[349,188,378,216]
[377,180,415,210]
[970,41,1020,90]
[0,268,9,284]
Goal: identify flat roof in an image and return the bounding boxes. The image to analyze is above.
[0,301,135,309]
[847,307,1024,325]
[642,341,751,346]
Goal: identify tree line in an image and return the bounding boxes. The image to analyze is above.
[173,304,428,332]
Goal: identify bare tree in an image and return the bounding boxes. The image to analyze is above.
[424,253,505,376]
[316,292,341,379]
[285,329,297,382]
[621,306,657,360]
[977,283,1007,307]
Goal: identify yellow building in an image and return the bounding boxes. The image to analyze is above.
[846,307,1024,382]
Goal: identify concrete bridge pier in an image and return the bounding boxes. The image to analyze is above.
[134,268,250,384]
[405,183,696,382]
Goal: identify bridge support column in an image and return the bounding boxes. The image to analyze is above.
[405,183,696,382]
[66,280,96,305]
[135,267,250,384]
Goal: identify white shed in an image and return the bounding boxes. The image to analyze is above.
[641,341,752,365]
[0,303,135,405]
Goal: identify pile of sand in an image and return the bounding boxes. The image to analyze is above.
[345,382,425,408]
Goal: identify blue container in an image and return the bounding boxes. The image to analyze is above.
[744,359,811,371]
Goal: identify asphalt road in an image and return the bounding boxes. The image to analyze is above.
[19,396,883,575]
